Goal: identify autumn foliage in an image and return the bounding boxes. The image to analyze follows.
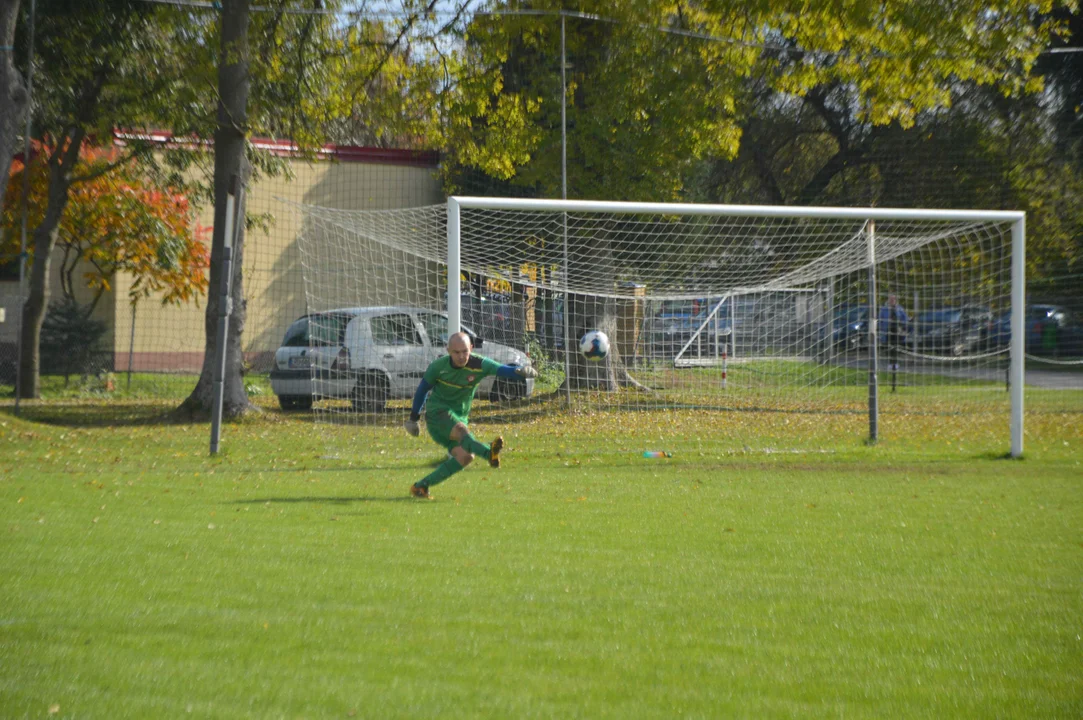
[1,144,209,309]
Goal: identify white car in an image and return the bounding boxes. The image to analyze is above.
[269,306,535,411]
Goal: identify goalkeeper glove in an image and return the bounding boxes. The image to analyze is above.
[403,418,420,437]
[515,365,539,379]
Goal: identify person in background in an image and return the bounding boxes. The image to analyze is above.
[879,293,910,373]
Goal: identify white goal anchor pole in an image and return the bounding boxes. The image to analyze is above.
[867,220,879,444]
[1010,216,1025,458]
[210,175,241,456]
[447,197,461,333]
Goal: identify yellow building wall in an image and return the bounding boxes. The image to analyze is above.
[108,156,444,372]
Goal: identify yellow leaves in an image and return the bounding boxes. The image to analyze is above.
[454,92,546,181]
[1023,76,1045,95]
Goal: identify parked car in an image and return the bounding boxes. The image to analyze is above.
[647,297,729,357]
[269,306,534,411]
[459,293,518,346]
[914,305,993,356]
[988,304,1083,356]
[823,305,869,350]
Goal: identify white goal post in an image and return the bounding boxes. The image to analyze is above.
[447,196,1026,457]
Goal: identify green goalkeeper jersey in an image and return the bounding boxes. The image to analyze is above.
[423,353,503,419]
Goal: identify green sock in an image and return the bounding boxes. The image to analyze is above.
[458,432,491,460]
[418,456,463,489]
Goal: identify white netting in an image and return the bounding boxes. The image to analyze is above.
[287,198,1021,451]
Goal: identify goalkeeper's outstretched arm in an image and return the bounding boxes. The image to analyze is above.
[496,364,538,379]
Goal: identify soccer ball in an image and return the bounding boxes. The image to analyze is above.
[579,330,610,361]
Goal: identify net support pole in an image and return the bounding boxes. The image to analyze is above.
[447,197,461,332]
[560,13,572,408]
[561,231,571,409]
[1009,216,1025,458]
[867,220,879,444]
[126,302,136,390]
[210,175,240,456]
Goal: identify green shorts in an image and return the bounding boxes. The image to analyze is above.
[426,408,468,451]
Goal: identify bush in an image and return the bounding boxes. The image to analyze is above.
[41,298,109,379]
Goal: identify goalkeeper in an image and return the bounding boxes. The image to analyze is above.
[404,331,537,499]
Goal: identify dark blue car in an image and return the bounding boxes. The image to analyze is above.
[823,306,869,350]
[648,298,730,357]
[914,305,993,356]
[989,304,1083,356]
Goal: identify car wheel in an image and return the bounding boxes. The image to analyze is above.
[489,378,524,403]
[351,372,389,412]
[278,395,313,412]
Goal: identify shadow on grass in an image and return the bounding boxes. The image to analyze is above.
[248,459,444,472]
[977,450,1026,461]
[232,496,415,505]
[294,391,567,427]
[0,396,561,430]
[0,402,180,428]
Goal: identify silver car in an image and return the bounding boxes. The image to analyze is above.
[269,306,535,411]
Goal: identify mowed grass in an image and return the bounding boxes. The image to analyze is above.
[1,396,1081,718]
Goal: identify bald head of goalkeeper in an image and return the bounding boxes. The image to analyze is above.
[447,331,472,367]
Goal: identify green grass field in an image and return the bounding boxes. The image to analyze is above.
[1,394,1081,718]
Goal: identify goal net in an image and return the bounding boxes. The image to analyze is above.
[292,197,1025,456]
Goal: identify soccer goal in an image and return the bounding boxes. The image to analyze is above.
[293,197,1025,457]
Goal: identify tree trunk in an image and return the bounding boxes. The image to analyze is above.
[17,142,80,399]
[0,0,25,204]
[558,217,647,392]
[175,0,255,420]
[0,0,26,203]
[562,293,622,391]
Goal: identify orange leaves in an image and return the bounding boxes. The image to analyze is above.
[2,145,209,307]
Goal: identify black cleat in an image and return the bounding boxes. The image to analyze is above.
[410,484,432,500]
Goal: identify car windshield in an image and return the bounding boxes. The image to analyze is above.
[308,313,353,346]
[281,313,352,348]
[281,318,308,347]
[920,309,962,323]
[417,311,480,346]
[836,307,867,324]
[418,312,450,345]
[1027,306,1058,321]
[370,313,422,346]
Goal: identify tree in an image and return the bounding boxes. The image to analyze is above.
[9,0,200,398]
[175,0,475,419]
[2,146,210,311]
[692,15,1082,302]
[0,0,26,205]
[174,0,255,419]
[6,0,476,406]
[442,0,1071,389]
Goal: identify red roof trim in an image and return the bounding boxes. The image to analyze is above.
[112,130,441,168]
